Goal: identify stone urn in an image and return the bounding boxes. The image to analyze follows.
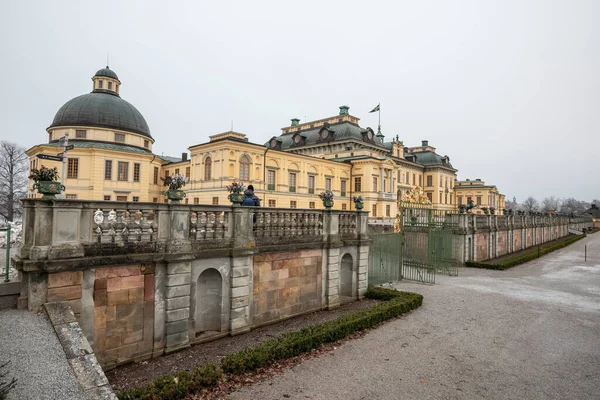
[490,207,496,215]
[228,192,244,205]
[33,181,65,199]
[353,200,364,210]
[166,189,186,203]
[322,199,334,209]
[482,207,489,215]
[458,205,466,214]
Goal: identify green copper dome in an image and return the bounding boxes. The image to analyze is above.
[94,66,119,81]
[48,91,152,138]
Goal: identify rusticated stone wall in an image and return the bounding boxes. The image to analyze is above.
[252,249,322,326]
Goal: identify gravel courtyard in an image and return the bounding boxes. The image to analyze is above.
[232,234,600,400]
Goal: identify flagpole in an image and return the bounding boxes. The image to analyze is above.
[378,103,381,135]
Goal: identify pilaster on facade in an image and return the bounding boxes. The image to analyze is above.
[230,255,253,335]
[164,261,192,354]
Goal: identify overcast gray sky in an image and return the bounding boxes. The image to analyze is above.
[1,0,598,202]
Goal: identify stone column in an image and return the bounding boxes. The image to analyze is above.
[323,211,341,310]
[230,254,252,335]
[357,211,369,298]
[164,261,192,354]
[153,262,166,357]
[380,167,384,196]
[390,169,394,194]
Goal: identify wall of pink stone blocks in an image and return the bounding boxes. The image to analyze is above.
[514,230,522,251]
[47,271,83,324]
[91,264,155,369]
[252,249,322,327]
[526,229,533,248]
[476,233,488,261]
[497,231,507,256]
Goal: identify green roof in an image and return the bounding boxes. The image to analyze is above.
[46,140,153,155]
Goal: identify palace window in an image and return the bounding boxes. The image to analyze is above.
[308,175,315,194]
[144,140,149,149]
[108,82,113,90]
[419,176,422,186]
[116,195,127,201]
[426,175,433,187]
[98,80,103,89]
[67,158,78,179]
[66,194,77,200]
[204,156,212,180]
[175,168,179,175]
[325,177,332,191]
[153,167,159,184]
[114,133,125,143]
[133,196,139,202]
[427,192,433,202]
[354,177,362,192]
[309,201,315,209]
[406,172,409,184]
[386,205,390,217]
[118,161,128,181]
[373,177,378,192]
[75,129,86,138]
[342,203,347,210]
[212,197,219,205]
[458,196,463,205]
[340,180,347,196]
[476,196,482,205]
[290,200,297,208]
[440,192,443,204]
[413,174,416,185]
[103,195,111,201]
[184,198,189,204]
[372,204,377,217]
[104,160,112,180]
[268,199,276,208]
[186,166,190,178]
[133,163,140,182]
[240,155,250,181]
[267,170,276,190]
[194,198,199,205]
[153,197,158,203]
[289,172,296,192]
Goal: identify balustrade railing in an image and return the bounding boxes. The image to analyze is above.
[93,206,159,244]
[254,208,323,245]
[189,206,231,241]
[339,213,357,236]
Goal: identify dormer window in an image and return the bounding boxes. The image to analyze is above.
[99,80,103,89]
[114,133,125,143]
[108,82,113,90]
[144,140,149,148]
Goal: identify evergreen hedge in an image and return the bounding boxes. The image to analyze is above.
[465,234,585,271]
[118,286,422,399]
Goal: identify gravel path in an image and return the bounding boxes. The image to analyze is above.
[0,309,83,400]
[232,234,600,400]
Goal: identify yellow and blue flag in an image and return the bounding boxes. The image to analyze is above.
[369,104,380,113]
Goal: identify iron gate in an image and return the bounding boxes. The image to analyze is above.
[368,201,459,285]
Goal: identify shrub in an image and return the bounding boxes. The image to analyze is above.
[118,363,221,400]
[0,361,16,400]
[221,287,422,374]
[465,234,585,270]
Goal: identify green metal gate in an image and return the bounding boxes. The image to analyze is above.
[368,201,459,285]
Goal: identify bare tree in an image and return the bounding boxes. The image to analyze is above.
[520,196,539,213]
[0,141,28,222]
[541,196,561,212]
[505,196,518,210]
[559,197,590,215]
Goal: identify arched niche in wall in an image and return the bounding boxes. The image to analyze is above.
[340,253,354,300]
[195,269,222,333]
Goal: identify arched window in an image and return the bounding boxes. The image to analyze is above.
[239,155,250,181]
[204,156,212,181]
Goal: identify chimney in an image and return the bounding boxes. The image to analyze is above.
[181,152,188,161]
[422,140,429,146]
[339,105,350,115]
[291,118,300,126]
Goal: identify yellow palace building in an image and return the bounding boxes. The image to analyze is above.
[26,66,502,222]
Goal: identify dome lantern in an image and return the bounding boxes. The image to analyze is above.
[92,66,121,95]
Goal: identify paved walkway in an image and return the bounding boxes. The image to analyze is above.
[0,309,83,400]
[232,234,600,400]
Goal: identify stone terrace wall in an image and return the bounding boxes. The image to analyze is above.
[14,200,369,369]
[455,213,593,263]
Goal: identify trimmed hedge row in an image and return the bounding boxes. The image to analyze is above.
[465,234,585,271]
[118,363,221,400]
[221,287,422,374]
[118,287,422,399]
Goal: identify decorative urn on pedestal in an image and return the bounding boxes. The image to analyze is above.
[353,195,364,210]
[226,182,246,205]
[29,165,64,199]
[161,174,189,203]
[319,190,335,209]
